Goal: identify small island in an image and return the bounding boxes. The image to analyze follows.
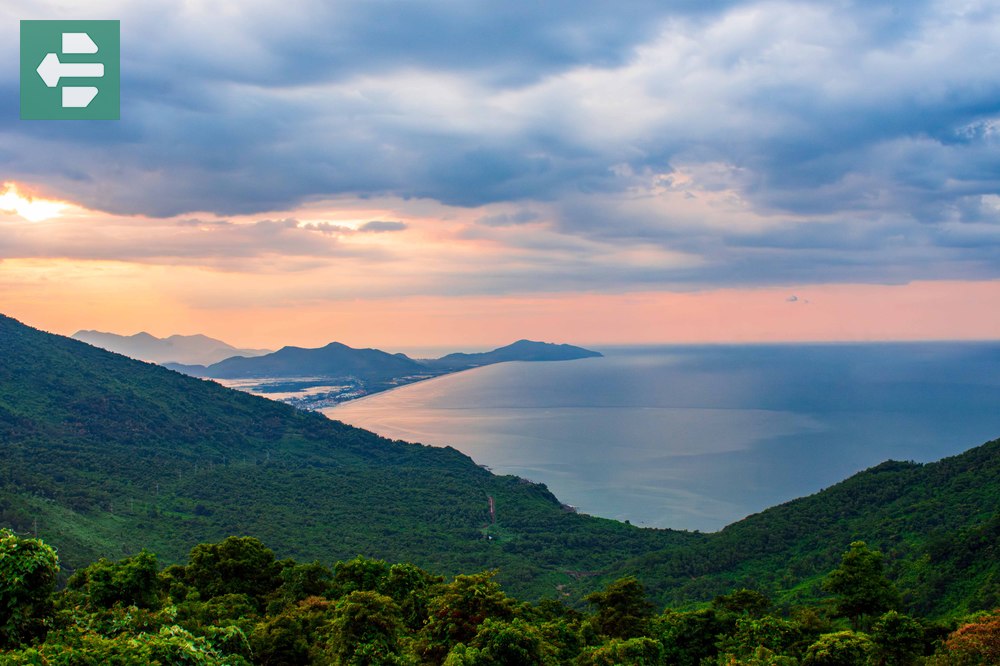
[165,339,602,410]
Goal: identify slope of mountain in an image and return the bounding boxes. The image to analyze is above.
[2,314,999,614]
[620,439,1000,614]
[425,339,603,370]
[0,315,686,603]
[72,330,270,366]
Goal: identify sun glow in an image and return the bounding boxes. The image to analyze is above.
[0,183,69,222]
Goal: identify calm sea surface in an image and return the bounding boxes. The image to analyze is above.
[323,343,1000,532]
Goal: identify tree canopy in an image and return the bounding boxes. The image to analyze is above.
[0,535,995,665]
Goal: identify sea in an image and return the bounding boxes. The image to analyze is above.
[323,343,1000,532]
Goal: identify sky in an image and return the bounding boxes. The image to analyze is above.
[2,0,999,349]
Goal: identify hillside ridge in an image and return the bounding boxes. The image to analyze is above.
[72,329,271,366]
[2,313,998,613]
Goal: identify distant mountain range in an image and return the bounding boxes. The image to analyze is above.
[72,330,271,366]
[75,331,603,410]
[426,339,604,370]
[171,341,428,381]
[166,338,603,380]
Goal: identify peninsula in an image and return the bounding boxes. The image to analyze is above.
[145,338,604,410]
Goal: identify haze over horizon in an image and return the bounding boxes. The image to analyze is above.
[2,1,999,348]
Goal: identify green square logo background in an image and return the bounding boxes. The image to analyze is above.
[20,20,120,120]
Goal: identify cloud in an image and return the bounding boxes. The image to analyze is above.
[0,213,390,269]
[359,220,407,233]
[300,222,352,235]
[477,210,542,227]
[2,0,999,291]
[299,219,407,234]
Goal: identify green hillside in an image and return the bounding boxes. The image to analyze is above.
[1,314,998,616]
[615,443,1000,615]
[0,314,688,603]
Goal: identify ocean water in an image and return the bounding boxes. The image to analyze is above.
[323,343,1000,532]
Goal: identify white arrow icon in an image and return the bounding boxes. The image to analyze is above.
[62,32,99,55]
[63,87,99,108]
[36,53,104,88]
[35,32,105,109]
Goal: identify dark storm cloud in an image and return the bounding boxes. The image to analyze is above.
[2,0,999,289]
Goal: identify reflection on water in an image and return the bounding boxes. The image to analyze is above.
[324,343,1000,531]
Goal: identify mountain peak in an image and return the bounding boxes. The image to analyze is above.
[199,339,424,380]
[426,340,602,370]
[71,329,271,366]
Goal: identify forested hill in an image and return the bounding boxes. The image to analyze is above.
[0,313,998,615]
[623,439,1000,614]
[0,314,690,602]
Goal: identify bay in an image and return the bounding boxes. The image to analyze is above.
[324,343,1000,531]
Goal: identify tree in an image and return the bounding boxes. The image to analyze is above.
[584,576,656,639]
[331,555,390,597]
[802,631,875,666]
[252,596,333,666]
[717,615,805,662]
[324,590,407,666]
[418,571,514,664]
[269,560,332,613]
[579,637,664,666]
[177,592,258,626]
[655,609,727,666]
[717,646,798,665]
[444,618,557,666]
[0,529,59,648]
[941,610,1000,664]
[1,624,249,665]
[870,610,924,666]
[380,562,443,631]
[184,536,283,605]
[67,549,160,609]
[713,589,772,618]
[823,542,900,629]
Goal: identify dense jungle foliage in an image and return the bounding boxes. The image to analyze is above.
[1,533,998,665]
